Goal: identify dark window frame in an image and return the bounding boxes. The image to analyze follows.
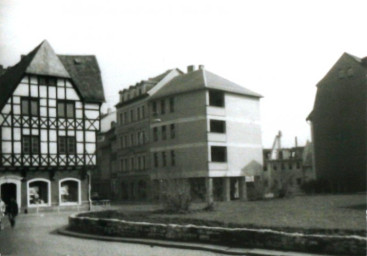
[21,97,39,117]
[22,135,40,154]
[211,146,227,162]
[170,124,175,139]
[58,136,76,155]
[209,90,225,107]
[169,97,174,113]
[57,100,75,118]
[210,120,226,133]
[38,76,57,86]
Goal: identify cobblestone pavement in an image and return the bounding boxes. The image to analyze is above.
[0,212,223,256]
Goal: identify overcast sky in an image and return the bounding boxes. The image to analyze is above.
[1,0,366,147]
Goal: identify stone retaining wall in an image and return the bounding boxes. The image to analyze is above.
[68,213,366,255]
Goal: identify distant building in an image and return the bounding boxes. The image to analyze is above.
[262,132,315,195]
[113,65,264,201]
[0,41,105,211]
[94,109,117,199]
[307,53,366,192]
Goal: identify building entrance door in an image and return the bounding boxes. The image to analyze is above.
[1,183,16,205]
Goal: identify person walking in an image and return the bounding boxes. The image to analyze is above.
[0,198,5,230]
[6,198,18,228]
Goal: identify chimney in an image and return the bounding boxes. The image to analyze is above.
[295,136,298,148]
[107,108,112,114]
[199,65,205,70]
[187,65,195,73]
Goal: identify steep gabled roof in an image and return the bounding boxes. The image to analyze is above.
[58,55,105,103]
[150,68,262,100]
[0,40,105,109]
[307,52,367,121]
[0,41,43,109]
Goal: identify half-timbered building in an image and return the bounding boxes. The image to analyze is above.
[0,41,105,212]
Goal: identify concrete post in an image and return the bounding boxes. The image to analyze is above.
[222,177,230,201]
[205,177,214,205]
[239,177,248,201]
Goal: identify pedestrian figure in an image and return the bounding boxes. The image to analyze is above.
[6,198,18,228]
[0,198,5,230]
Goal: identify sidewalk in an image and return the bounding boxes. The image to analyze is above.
[58,227,335,256]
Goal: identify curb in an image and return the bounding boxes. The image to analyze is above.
[57,227,335,256]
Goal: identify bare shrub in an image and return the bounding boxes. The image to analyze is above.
[159,178,191,213]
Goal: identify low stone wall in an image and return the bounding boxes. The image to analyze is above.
[68,213,366,255]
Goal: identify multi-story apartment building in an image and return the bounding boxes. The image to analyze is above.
[0,41,104,212]
[94,109,117,199]
[307,53,366,192]
[115,65,263,201]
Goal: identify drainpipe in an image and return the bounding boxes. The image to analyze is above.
[87,171,92,211]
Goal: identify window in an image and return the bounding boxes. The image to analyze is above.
[162,152,167,167]
[281,163,285,170]
[120,113,123,124]
[209,90,225,107]
[160,100,165,114]
[142,106,145,118]
[297,178,302,185]
[131,157,135,170]
[154,153,158,167]
[22,136,39,154]
[273,164,277,170]
[170,124,175,139]
[124,135,128,147]
[169,98,174,113]
[130,133,134,146]
[124,159,128,171]
[162,126,166,140]
[28,179,50,207]
[289,163,293,169]
[120,159,124,172]
[60,179,80,204]
[211,146,227,162]
[57,101,75,118]
[38,76,57,86]
[21,98,39,116]
[152,102,157,114]
[137,107,141,120]
[142,156,146,169]
[296,162,301,169]
[153,127,158,141]
[171,150,175,166]
[210,120,226,133]
[130,109,134,122]
[124,112,128,123]
[58,136,76,154]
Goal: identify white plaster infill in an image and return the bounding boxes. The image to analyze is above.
[69,213,367,241]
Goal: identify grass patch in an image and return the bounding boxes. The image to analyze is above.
[81,194,366,236]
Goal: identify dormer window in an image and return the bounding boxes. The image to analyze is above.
[38,76,57,86]
[21,98,39,116]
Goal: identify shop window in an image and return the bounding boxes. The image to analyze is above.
[210,120,226,133]
[211,146,227,162]
[21,98,39,116]
[209,90,225,107]
[59,179,80,204]
[28,179,50,206]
